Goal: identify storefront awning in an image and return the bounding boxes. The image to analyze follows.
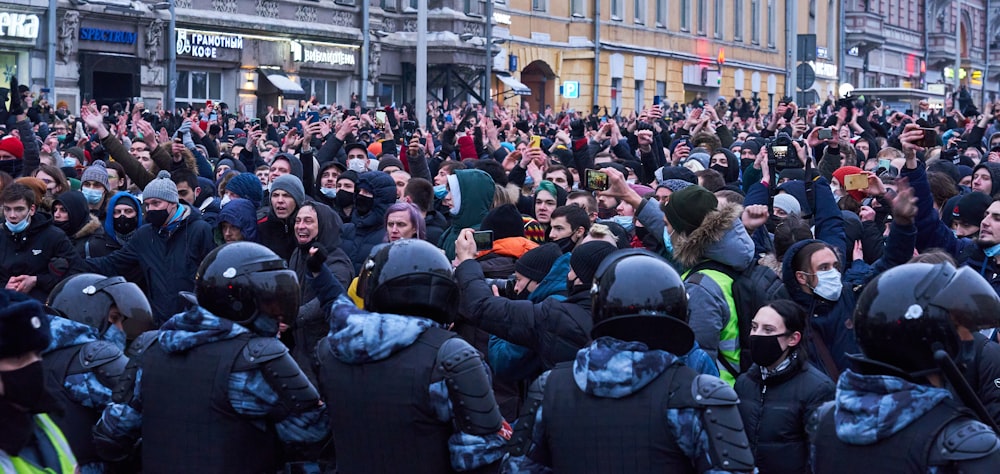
[258,70,307,99]
[496,73,531,96]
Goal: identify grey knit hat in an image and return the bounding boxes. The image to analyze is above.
[143,170,179,204]
[270,174,305,206]
[81,160,110,191]
[659,179,695,193]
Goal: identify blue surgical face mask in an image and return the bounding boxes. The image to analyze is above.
[63,157,78,168]
[433,184,448,200]
[810,268,843,301]
[6,217,29,233]
[985,242,1000,257]
[524,175,534,187]
[320,187,338,198]
[610,215,634,232]
[82,187,104,205]
[662,226,673,254]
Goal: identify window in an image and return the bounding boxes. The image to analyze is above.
[634,80,645,112]
[175,70,222,108]
[409,0,417,8]
[381,0,396,11]
[333,0,355,5]
[750,0,760,44]
[611,0,623,19]
[766,0,775,47]
[611,78,623,113]
[734,0,743,40]
[532,0,546,12]
[465,0,483,15]
[714,0,724,38]
[572,0,585,17]
[697,0,706,35]
[656,0,668,27]
[634,0,646,24]
[655,80,666,98]
[300,78,339,106]
[680,0,690,30]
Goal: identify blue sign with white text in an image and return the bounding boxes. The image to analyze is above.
[562,81,580,99]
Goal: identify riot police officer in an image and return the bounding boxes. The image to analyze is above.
[314,239,508,473]
[505,249,754,473]
[93,242,330,473]
[811,262,1000,472]
[43,273,152,473]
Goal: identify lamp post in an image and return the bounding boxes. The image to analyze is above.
[153,1,176,112]
[484,0,493,116]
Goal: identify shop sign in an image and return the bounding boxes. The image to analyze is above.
[0,12,39,40]
[291,41,356,67]
[80,27,136,45]
[177,29,244,59]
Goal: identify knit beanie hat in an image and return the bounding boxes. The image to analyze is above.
[81,160,110,191]
[773,193,802,216]
[217,158,247,174]
[831,166,866,202]
[658,166,698,185]
[659,179,694,193]
[515,243,563,283]
[225,172,264,208]
[270,174,305,206]
[570,241,617,287]
[143,170,179,204]
[664,185,718,235]
[377,157,405,172]
[0,289,51,358]
[481,204,526,240]
[0,135,24,160]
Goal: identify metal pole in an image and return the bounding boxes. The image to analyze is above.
[46,0,56,94]
[984,0,991,109]
[361,0,370,108]
[955,0,962,94]
[485,0,493,116]
[786,0,797,98]
[166,0,176,112]
[839,0,846,86]
[593,0,601,106]
[416,0,427,128]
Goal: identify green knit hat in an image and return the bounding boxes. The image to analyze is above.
[664,185,718,235]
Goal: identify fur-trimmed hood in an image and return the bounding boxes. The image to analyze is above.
[72,215,102,240]
[671,201,755,271]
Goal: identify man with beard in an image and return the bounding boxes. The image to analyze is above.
[0,289,78,473]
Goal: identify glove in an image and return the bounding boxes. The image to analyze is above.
[306,246,328,274]
[7,78,23,117]
[175,120,191,137]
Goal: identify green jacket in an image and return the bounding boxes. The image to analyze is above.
[439,169,496,259]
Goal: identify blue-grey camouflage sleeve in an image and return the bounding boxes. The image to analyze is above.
[93,368,143,461]
[428,379,508,471]
[667,407,743,474]
[228,370,330,444]
[502,405,552,474]
[64,372,114,409]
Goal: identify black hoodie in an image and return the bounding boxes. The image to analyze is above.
[0,211,80,301]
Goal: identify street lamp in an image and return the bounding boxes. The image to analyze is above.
[153,1,176,113]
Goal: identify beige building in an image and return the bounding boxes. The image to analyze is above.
[492,0,788,114]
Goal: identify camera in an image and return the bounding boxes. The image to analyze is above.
[401,120,417,142]
[484,276,517,298]
[767,132,801,170]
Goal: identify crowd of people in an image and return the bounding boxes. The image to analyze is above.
[3,72,1000,473]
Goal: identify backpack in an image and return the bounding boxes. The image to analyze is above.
[685,260,789,377]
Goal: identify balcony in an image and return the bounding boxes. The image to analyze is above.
[927,31,959,68]
[844,10,885,55]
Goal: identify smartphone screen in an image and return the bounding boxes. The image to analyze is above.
[653,95,662,106]
[844,173,868,191]
[530,135,542,148]
[919,128,939,148]
[878,158,892,170]
[375,110,387,125]
[473,230,494,251]
[818,128,833,140]
[585,169,609,191]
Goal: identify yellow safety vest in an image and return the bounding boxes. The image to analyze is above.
[683,268,740,386]
[0,414,77,474]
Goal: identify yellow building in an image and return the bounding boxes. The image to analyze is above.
[796,0,842,105]
[492,0,788,115]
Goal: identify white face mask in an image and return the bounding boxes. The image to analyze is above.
[220,195,231,207]
[348,158,367,173]
[810,268,843,301]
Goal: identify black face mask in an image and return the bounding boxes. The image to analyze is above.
[553,235,576,254]
[354,193,375,216]
[54,219,72,234]
[145,209,169,228]
[765,214,784,233]
[597,206,617,220]
[0,159,23,178]
[741,158,755,172]
[114,215,139,235]
[1,361,45,411]
[335,190,355,209]
[749,334,790,368]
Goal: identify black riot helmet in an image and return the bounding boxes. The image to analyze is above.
[590,249,694,354]
[853,262,1000,377]
[47,273,154,339]
[356,239,458,324]
[195,242,300,331]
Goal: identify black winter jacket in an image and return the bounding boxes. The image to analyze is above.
[0,212,79,301]
[455,260,592,370]
[735,352,835,474]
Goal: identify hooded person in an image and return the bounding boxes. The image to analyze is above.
[972,162,1000,197]
[217,197,259,243]
[439,169,496,260]
[339,171,398,274]
[665,185,756,385]
[52,190,115,259]
[476,204,539,278]
[269,152,304,181]
[257,174,306,261]
[286,201,354,385]
[710,148,741,184]
[193,175,221,227]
